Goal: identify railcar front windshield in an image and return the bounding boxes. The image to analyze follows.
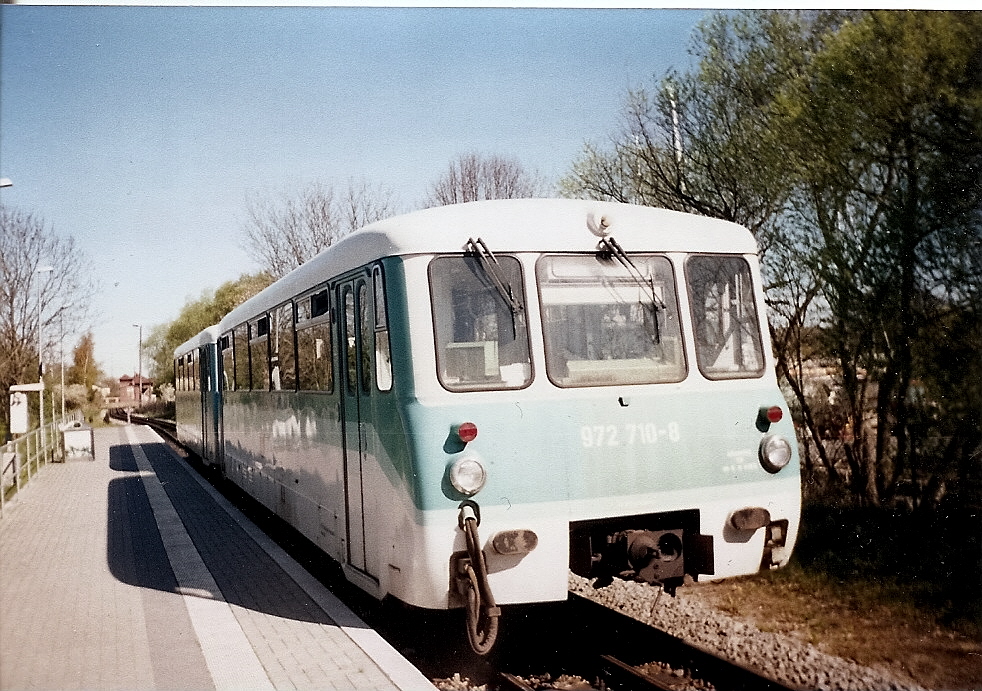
[537,254,686,387]
[685,255,765,379]
[429,255,532,391]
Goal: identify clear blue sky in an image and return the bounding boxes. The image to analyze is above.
[0,5,708,378]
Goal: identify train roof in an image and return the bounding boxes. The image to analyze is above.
[173,324,220,358]
[217,199,758,331]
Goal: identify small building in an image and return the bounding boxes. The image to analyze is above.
[119,374,153,405]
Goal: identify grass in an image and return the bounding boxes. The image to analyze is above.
[682,500,982,689]
[795,502,982,636]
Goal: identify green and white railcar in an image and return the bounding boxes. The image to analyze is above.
[174,325,222,464]
[176,198,801,654]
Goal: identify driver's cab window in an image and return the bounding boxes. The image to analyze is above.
[686,255,765,379]
[429,255,531,391]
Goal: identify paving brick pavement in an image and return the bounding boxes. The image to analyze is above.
[0,423,435,691]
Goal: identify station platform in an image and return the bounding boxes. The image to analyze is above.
[0,423,435,690]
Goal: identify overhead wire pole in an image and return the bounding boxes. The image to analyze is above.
[669,82,686,197]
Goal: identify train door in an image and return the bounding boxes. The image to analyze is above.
[209,342,224,469]
[199,343,222,466]
[199,345,212,462]
[338,274,377,578]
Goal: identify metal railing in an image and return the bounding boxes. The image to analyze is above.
[1,411,84,519]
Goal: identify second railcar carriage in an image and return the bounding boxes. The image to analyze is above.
[175,199,801,654]
[174,325,222,465]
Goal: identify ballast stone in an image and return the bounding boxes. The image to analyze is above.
[568,572,924,691]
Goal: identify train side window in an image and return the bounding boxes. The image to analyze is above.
[176,356,184,392]
[250,316,270,390]
[358,283,372,394]
[188,351,197,392]
[685,255,765,379]
[271,303,296,391]
[233,324,250,391]
[428,255,532,391]
[200,347,211,392]
[311,289,329,319]
[220,333,234,391]
[297,289,334,392]
[344,288,357,394]
[373,266,392,392]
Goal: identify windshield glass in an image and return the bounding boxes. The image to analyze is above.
[429,255,532,391]
[686,255,765,379]
[536,254,685,387]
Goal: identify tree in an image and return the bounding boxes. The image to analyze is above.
[0,205,97,436]
[66,331,101,391]
[243,180,397,279]
[780,10,982,506]
[560,11,827,244]
[145,272,273,385]
[424,152,549,207]
[48,331,105,415]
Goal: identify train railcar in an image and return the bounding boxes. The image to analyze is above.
[174,326,222,465]
[175,199,801,654]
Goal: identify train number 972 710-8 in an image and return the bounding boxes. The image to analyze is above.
[580,422,680,448]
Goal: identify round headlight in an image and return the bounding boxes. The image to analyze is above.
[449,458,487,496]
[759,434,793,473]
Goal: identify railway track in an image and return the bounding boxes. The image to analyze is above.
[127,415,801,691]
[499,654,711,690]
[485,593,802,691]
[109,409,176,435]
[499,655,707,691]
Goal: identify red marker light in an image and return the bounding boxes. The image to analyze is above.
[766,406,783,423]
[456,422,478,443]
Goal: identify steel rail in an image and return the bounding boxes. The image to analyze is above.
[569,592,805,691]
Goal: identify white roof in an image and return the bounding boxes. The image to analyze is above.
[174,324,220,358]
[218,199,757,332]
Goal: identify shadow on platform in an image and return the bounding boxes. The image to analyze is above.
[106,442,342,626]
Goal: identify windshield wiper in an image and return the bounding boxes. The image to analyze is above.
[597,236,665,344]
[465,238,524,336]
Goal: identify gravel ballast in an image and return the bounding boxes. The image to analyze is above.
[569,573,924,691]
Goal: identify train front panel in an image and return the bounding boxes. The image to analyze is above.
[386,246,800,611]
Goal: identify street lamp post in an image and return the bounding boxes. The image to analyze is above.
[36,266,54,449]
[133,324,142,407]
[59,305,72,421]
[60,317,65,420]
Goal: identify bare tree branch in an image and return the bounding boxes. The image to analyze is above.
[425,152,549,207]
[0,205,98,435]
[242,180,397,279]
